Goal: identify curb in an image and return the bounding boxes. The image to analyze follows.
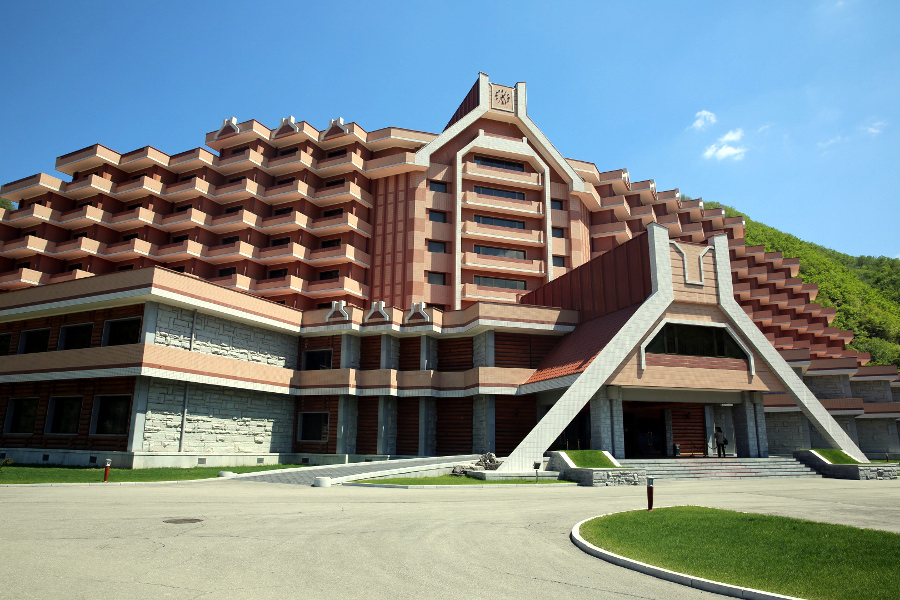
[571,512,804,600]
[344,482,578,489]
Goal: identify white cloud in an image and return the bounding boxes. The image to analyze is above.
[862,121,886,136]
[818,135,844,149]
[690,110,717,130]
[703,129,747,161]
[757,123,772,133]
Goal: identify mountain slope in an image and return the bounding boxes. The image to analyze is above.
[706,201,900,367]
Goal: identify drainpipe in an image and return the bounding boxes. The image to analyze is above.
[178,310,198,452]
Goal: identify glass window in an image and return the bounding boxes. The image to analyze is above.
[302,350,333,371]
[228,176,246,184]
[323,178,345,188]
[117,265,134,271]
[551,199,565,211]
[427,272,448,285]
[645,324,747,360]
[19,329,50,354]
[224,206,241,214]
[273,206,293,216]
[474,214,525,229]
[427,241,448,253]
[67,263,83,272]
[268,269,288,279]
[47,397,82,434]
[5,398,38,434]
[474,156,525,172]
[217,267,237,277]
[318,270,339,281]
[104,318,142,346]
[58,323,93,350]
[277,177,296,186]
[429,180,449,193]
[93,395,131,435]
[270,237,291,247]
[552,255,566,267]
[473,276,526,290]
[279,147,297,156]
[171,234,189,243]
[122,233,139,242]
[327,148,347,158]
[320,238,341,249]
[170,266,186,273]
[175,205,191,213]
[231,146,250,155]
[552,227,565,238]
[0,333,11,356]
[221,236,240,245]
[297,412,329,441]
[473,185,525,201]
[428,210,448,223]
[474,245,525,260]
[322,208,343,218]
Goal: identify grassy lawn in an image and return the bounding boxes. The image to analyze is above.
[563,450,620,468]
[357,474,571,485]
[580,506,900,600]
[0,463,307,484]
[813,449,860,464]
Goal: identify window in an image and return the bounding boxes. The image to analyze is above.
[429,180,449,193]
[428,210,448,223]
[320,239,341,249]
[427,240,448,253]
[221,235,240,245]
[72,232,87,239]
[327,148,347,158]
[170,266,186,273]
[427,272,448,285]
[316,302,332,309]
[270,237,291,247]
[171,234,189,244]
[0,333,11,356]
[122,233,139,242]
[175,205,191,213]
[645,324,747,360]
[323,178,345,188]
[228,176,246,184]
[103,317,142,346]
[318,270,339,281]
[474,245,525,260]
[5,398,38,434]
[16,262,31,270]
[224,206,241,214]
[273,206,293,216]
[474,214,525,229]
[551,199,565,211]
[279,147,297,156]
[474,155,525,172]
[297,412,329,441]
[551,227,565,238]
[473,275,526,290]
[92,395,131,435]
[46,397,82,434]
[322,208,343,218]
[426,303,447,311]
[302,350,333,371]
[552,255,566,268]
[276,177,295,185]
[473,185,525,201]
[217,267,237,277]
[58,323,94,350]
[68,262,83,271]
[18,329,50,354]
[180,174,198,182]
[127,203,142,211]
[130,174,145,181]
[231,146,250,155]
[268,268,288,279]
[117,265,134,271]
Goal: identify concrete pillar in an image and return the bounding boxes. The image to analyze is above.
[340,334,360,369]
[377,396,397,455]
[381,335,399,370]
[127,377,150,452]
[473,331,494,368]
[732,392,760,458]
[336,395,358,454]
[589,390,611,452]
[608,386,625,459]
[421,336,438,370]
[704,405,715,456]
[753,392,769,458]
[418,397,437,456]
[141,302,158,345]
[472,395,495,454]
[712,405,736,457]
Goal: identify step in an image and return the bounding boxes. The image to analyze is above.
[614,457,820,480]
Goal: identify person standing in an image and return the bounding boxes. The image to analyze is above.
[714,426,727,458]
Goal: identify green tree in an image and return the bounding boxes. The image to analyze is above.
[0,197,13,210]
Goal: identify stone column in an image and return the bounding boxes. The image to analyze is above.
[732,392,760,458]
[336,395,358,455]
[377,396,397,455]
[421,336,438,370]
[340,334,360,370]
[712,405,736,457]
[472,395,495,454]
[589,390,611,451]
[381,336,399,370]
[141,302,158,345]
[473,331,494,368]
[753,392,769,458]
[418,397,437,456]
[608,386,625,459]
[127,377,150,452]
[664,409,675,457]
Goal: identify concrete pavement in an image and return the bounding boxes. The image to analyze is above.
[1,477,897,599]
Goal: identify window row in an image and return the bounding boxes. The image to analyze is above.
[0,317,142,356]
[4,395,131,436]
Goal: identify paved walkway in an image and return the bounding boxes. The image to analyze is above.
[236,454,478,485]
[1,476,896,599]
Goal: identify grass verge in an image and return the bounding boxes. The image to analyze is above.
[563,450,620,468]
[580,506,899,600]
[813,449,860,464]
[0,464,307,484]
[357,474,571,485]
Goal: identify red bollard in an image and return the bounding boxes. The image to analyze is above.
[647,476,654,511]
[103,459,111,483]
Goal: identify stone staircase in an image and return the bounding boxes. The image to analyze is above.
[617,457,819,481]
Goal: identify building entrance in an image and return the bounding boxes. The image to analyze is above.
[548,406,591,452]
[623,403,666,458]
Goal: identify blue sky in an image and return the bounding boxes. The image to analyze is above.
[1,1,897,257]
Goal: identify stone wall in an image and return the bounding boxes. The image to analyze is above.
[850,380,893,403]
[142,379,294,453]
[765,412,810,453]
[856,420,900,454]
[154,304,298,368]
[803,374,850,399]
[565,467,647,486]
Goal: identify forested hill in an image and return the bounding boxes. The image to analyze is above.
[705,201,900,368]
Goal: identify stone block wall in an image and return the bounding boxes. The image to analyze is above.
[565,467,647,486]
[850,380,893,403]
[142,379,294,453]
[803,374,851,399]
[154,304,298,368]
[856,420,900,454]
[765,412,811,453]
